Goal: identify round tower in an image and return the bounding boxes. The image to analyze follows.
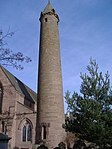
[37,1,65,148]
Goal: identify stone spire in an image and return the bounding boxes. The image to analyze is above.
[36,1,65,149]
[43,0,53,13]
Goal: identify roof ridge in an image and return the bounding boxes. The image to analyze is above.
[0,65,37,103]
[0,65,18,92]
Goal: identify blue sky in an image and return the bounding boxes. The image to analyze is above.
[0,0,112,97]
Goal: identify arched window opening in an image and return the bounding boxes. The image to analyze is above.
[22,120,32,142]
[45,18,47,22]
[42,125,46,140]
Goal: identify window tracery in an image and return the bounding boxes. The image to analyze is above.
[22,119,32,142]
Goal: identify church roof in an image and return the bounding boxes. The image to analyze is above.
[0,65,37,103]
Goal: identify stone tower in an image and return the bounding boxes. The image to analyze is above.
[37,1,65,148]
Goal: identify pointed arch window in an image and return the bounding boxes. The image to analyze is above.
[22,120,32,142]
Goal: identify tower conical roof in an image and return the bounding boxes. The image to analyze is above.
[43,0,56,14]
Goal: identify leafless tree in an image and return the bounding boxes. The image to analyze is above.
[0,29,32,70]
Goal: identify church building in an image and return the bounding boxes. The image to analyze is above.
[0,1,66,149]
[0,65,37,149]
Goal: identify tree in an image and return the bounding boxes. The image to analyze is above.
[65,59,112,149]
[0,29,31,70]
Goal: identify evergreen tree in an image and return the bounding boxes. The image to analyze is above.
[65,59,112,149]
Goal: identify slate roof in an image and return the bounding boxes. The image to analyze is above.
[0,65,37,103]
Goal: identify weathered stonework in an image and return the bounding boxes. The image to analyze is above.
[37,2,66,149]
[0,2,66,149]
[0,66,37,149]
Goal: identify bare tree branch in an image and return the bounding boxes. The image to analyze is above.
[0,29,32,70]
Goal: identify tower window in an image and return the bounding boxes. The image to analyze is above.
[45,18,47,22]
[42,125,46,140]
